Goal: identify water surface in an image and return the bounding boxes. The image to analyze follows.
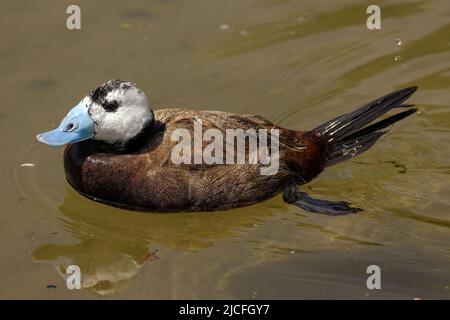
[0,0,449,298]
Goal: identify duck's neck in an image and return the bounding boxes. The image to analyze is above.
[94,117,156,154]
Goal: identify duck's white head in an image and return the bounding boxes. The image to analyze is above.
[37,80,153,147]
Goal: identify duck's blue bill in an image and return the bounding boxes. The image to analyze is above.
[36,103,95,147]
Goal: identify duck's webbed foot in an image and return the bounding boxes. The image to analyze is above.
[283,183,362,216]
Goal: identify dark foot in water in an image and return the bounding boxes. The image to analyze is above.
[283,184,362,216]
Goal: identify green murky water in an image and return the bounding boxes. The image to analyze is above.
[0,0,449,298]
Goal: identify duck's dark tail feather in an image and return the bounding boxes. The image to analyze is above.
[312,87,418,167]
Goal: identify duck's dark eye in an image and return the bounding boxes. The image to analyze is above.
[65,122,78,132]
[103,100,119,112]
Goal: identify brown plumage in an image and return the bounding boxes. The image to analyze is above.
[64,108,324,211]
[63,85,418,214]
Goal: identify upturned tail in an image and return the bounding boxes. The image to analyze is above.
[312,87,418,167]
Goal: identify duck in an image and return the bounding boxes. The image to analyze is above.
[37,80,418,215]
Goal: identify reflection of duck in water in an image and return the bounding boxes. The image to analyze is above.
[37,80,417,215]
[33,186,276,295]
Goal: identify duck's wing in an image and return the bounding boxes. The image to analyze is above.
[153,108,280,170]
[146,109,292,210]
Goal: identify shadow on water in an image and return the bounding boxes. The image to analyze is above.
[121,9,154,19]
[26,79,58,91]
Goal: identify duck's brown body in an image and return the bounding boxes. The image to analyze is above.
[64,86,417,214]
[64,108,327,211]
